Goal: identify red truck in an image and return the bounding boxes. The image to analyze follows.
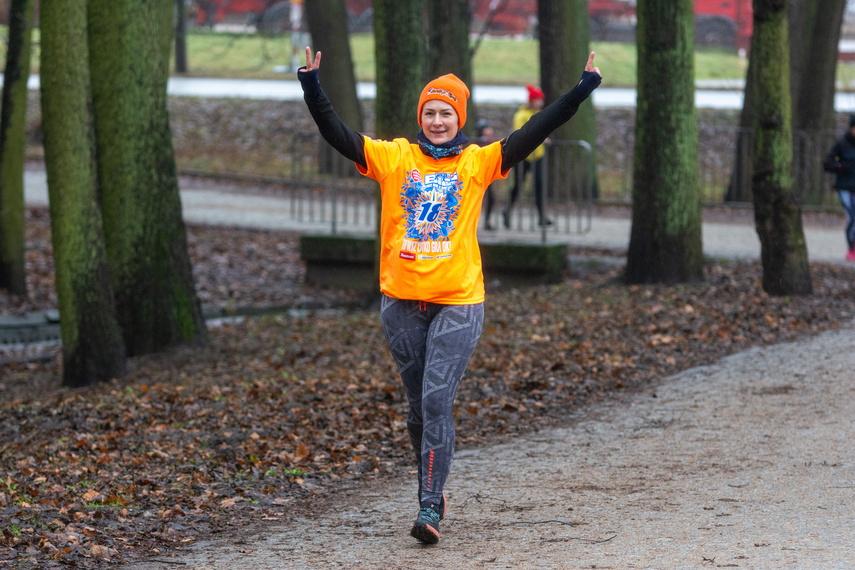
[588,0,753,51]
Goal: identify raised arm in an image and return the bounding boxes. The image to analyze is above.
[500,52,602,173]
[298,47,367,169]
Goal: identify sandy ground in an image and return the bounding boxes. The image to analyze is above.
[130,321,855,570]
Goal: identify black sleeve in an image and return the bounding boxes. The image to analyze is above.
[824,139,844,173]
[500,70,602,172]
[298,68,368,169]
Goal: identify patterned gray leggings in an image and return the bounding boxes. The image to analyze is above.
[380,294,484,507]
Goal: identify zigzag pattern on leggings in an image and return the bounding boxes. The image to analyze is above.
[379,296,483,503]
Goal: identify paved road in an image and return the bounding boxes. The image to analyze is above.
[24,168,855,568]
[134,322,855,570]
[11,73,855,111]
[23,169,850,265]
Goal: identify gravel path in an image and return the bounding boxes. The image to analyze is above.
[134,322,855,569]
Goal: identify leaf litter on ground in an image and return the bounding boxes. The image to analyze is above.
[1,207,854,567]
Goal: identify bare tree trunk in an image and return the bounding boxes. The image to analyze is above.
[0,0,34,295]
[426,0,475,134]
[89,0,207,356]
[371,0,425,291]
[304,0,363,175]
[625,0,703,285]
[537,0,600,201]
[175,0,189,73]
[373,0,424,140]
[750,0,812,296]
[726,0,845,203]
[41,0,127,387]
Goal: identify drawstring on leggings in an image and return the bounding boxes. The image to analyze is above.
[419,300,427,311]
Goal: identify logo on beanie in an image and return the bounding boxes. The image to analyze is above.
[426,87,458,102]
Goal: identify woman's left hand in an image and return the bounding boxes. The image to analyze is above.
[585,51,601,77]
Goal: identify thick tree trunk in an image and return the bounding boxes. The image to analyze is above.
[726,0,845,203]
[625,0,703,285]
[537,0,599,202]
[426,0,475,134]
[0,0,34,295]
[304,0,363,175]
[371,0,425,291]
[40,0,127,387]
[372,0,424,141]
[88,0,206,357]
[750,0,812,296]
[175,0,189,73]
[790,0,844,132]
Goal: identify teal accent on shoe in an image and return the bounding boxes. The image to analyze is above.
[410,506,441,544]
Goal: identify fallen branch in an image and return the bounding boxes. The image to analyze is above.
[504,519,577,527]
[542,534,618,544]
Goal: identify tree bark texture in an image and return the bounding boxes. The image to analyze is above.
[304,0,363,175]
[426,0,475,134]
[0,0,34,295]
[372,0,425,141]
[174,0,189,73]
[537,0,599,201]
[40,0,127,387]
[625,0,703,285]
[789,0,845,132]
[88,0,206,356]
[750,0,812,295]
[726,0,845,203]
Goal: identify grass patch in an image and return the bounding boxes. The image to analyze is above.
[171,31,750,86]
[6,26,855,88]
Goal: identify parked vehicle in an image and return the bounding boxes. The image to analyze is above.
[193,0,373,33]
[587,0,753,51]
[193,0,752,50]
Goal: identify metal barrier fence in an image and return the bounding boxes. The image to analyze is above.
[269,127,839,237]
[274,134,597,241]
[600,125,840,207]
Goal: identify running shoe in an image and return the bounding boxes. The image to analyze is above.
[411,504,442,544]
[418,489,447,520]
[847,249,855,262]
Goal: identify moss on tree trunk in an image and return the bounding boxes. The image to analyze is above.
[626,0,703,285]
[750,0,812,296]
[40,0,127,387]
[88,0,206,356]
[0,0,34,295]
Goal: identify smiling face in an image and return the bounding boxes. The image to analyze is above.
[420,100,460,145]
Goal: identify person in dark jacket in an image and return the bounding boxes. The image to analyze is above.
[474,118,498,230]
[823,114,855,262]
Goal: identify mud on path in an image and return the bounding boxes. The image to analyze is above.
[135,324,855,569]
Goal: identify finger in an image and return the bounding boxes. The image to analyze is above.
[305,46,312,69]
[314,51,322,69]
[585,51,596,71]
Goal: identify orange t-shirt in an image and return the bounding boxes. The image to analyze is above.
[357,137,507,304]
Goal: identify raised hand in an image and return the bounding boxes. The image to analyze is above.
[303,46,322,72]
[585,51,601,77]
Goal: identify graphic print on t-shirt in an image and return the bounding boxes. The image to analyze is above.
[399,169,462,244]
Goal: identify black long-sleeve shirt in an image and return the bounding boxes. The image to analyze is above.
[297,68,601,173]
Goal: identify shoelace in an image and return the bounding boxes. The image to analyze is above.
[418,507,441,524]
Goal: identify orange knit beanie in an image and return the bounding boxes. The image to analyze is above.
[417,74,470,128]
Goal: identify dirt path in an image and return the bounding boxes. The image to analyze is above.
[136,323,855,569]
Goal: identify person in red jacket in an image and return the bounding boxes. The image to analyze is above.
[299,46,601,544]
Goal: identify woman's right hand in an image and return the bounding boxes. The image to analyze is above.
[303,46,322,72]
